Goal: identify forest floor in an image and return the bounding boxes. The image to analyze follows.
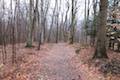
[0,43,120,80]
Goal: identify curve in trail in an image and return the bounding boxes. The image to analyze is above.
[38,43,81,80]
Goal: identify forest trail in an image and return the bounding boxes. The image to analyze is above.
[38,43,81,80]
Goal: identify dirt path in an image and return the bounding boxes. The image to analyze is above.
[38,43,81,80]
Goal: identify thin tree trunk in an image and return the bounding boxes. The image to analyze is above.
[69,0,76,44]
[47,0,57,42]
[90,0,97,46]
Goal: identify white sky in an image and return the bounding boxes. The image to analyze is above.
[0,0,93,26]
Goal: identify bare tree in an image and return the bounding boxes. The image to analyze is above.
[69,0,77,44]
[90,0,98,46]
[63,0,70,42]
[47,0,57,42]
[42,0,50,43]
[26,0,34,47]
[55,0,61,43]
[1,0,7,64]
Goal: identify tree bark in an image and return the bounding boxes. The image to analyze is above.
[69,0,76,44]
[26,0,34,47]
[93,0,108,59]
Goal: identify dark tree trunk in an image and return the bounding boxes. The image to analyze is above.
[93,0,108,59]
[38,33,41,50]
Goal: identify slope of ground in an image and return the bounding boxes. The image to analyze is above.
[1,43,119,80]
[72,44,120,80]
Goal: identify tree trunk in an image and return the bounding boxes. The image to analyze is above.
[90,0,97,46]
[69,0,76,44]
[26,0,34,47]
[93,0,108,59]
[47,0,57,42]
